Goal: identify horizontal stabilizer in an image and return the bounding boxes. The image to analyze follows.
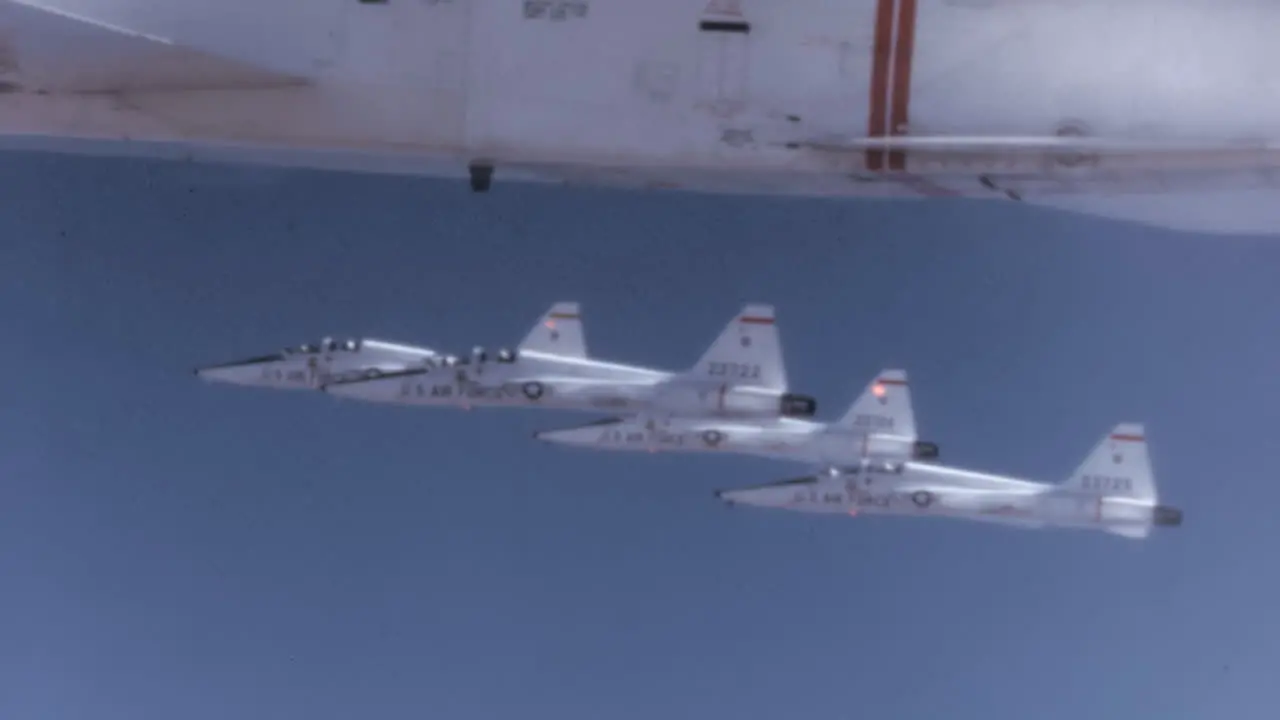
[0,0,304,94]
[519,302,586,358]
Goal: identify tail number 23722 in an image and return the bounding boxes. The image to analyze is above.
[708,362,762,379]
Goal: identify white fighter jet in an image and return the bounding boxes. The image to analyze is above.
[321,301,819,421]
[534,368,939,464]
[194,336,439,391]
[715,423,1183,539]
[3,0,1280,235]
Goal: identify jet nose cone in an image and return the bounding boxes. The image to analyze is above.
[532,428,567,443]
[531,425,601,446]
[714,485,792,509]
[194,353,308,389]
[714,489,741,505]
[194,362,270,387]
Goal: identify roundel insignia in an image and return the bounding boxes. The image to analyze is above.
[739,335,752,348]
[910,491,933,508]
[522,381,545,400]
[702,429,725,447]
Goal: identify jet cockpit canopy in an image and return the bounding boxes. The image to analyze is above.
[284,338,360,354]
[425,347,518,369]
[470,346,518,363]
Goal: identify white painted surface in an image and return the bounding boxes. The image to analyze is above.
[3,0,1279,233]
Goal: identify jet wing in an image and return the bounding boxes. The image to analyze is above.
[0,0,304,95]
[777,133,1279,156]
[771,131,1280,186]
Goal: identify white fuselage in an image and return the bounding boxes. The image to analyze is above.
[535,415,917,466]
[718,462,1167,538]
[321,349,810,420]
[194,338,439,391]
[4,0,1280,235]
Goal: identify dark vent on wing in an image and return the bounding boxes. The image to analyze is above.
[699,20,750,33]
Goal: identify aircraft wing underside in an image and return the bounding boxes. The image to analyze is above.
[0,0,304,94]
[504,147,1280,235]
[4,0,1280,235]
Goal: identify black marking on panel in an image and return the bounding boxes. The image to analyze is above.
[699,20,750,34]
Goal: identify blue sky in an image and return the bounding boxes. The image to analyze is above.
[2,152,1277,719]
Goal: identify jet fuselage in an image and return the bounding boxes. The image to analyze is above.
[717,461,1182,539]
[321,348,819,419]
[536,415,936,465]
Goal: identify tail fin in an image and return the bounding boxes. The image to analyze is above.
[688,304,787,390]
[1060,423,1157,502]
[518,302,587,358]
[836,370,916,438]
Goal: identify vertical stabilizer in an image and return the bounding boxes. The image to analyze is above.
[1060,423,1157,503]
[687,304,786,390]
[836,370,916,439]
[518,302,586,358]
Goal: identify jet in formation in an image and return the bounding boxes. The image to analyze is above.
[196,302,820,422]
[2,0,1279,235]
[714,422,1182,540]
[195,305,1182,539]
[538,367,1181,539]
[534,368,939,464]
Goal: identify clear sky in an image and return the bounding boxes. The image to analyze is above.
[3,151,1277,720]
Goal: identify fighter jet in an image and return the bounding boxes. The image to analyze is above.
[321,301,819,421]
[194,336,439,391]
[715,423,1182,539]
[534,368,939,464]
